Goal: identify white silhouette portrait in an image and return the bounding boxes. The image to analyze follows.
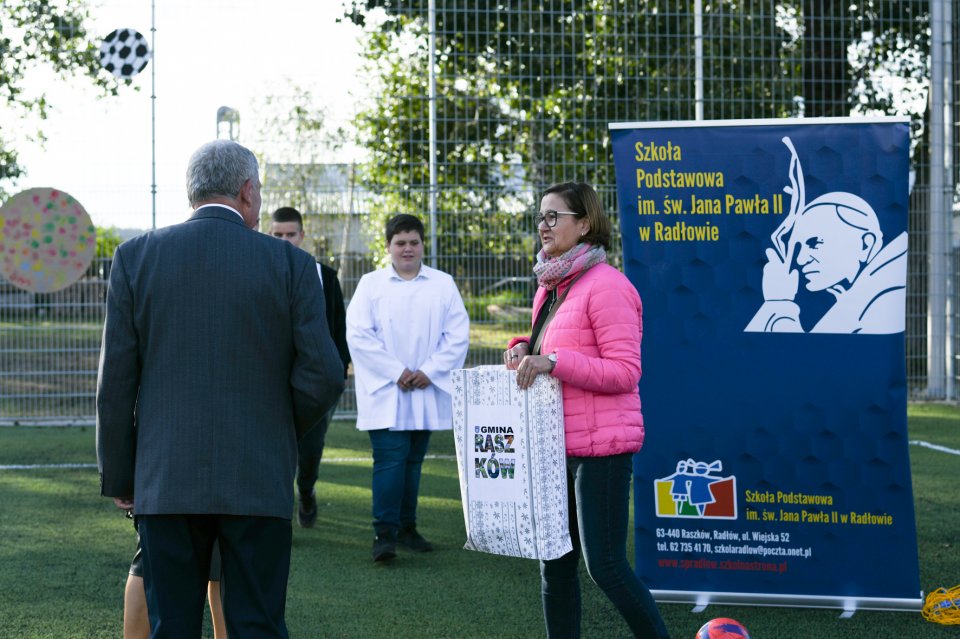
[745,137,907,334]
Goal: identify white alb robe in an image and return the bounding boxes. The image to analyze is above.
[346,263,470,430]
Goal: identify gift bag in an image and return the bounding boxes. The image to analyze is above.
[451,365,572,560]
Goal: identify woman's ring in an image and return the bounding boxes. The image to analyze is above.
[510,354,518,359]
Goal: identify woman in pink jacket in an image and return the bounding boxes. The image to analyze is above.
[504,182,670,639]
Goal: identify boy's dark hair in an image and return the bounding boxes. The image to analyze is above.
[385,214,425,243]
[272,206,304,228]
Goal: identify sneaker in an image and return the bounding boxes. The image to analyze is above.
[372,532,397,562]
[398,526,434,552]
[297,491,317,528]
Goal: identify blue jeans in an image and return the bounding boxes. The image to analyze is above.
[541,454,670,639]
[368,429,432,535]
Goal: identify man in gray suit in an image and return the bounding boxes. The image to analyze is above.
[96,139,344,638]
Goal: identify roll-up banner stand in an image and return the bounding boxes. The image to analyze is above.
[610,118,921,614]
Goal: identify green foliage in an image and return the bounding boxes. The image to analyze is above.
[95,226,122,259]
[0,0,122,197]
[844,0,930,148]
[343,1,931,264]
[342,1,811,271]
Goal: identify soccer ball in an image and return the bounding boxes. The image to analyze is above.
[99,28,151,80]
[696,617,750,639]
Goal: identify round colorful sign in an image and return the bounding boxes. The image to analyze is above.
[0,188,97,293]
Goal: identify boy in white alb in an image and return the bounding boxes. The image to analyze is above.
[346,214,469,562]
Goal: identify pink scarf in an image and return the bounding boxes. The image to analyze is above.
[534,243,607,291]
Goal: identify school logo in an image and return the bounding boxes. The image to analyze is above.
[655,459,737,520]
[744,137,907,334]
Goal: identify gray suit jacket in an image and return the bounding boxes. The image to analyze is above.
[96,206,344,518]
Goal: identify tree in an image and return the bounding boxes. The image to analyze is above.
[0,0,120,196]
[255,84,346,168]
[342,1,932,295]
[800,0,847,117]
[799,0,929,126]
[252,83,363,256]
[343,1,804,278]
[94,225,121,259]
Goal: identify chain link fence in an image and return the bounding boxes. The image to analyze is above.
[1,1,957,424]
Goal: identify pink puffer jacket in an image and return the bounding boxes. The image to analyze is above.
[510,263,644,457]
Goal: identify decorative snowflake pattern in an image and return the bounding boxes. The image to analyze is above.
[451,366,572,560]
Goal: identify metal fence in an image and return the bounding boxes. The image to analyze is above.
[0,262,107,425]
[1,1,957,424]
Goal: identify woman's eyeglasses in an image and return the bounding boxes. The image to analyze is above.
[535,210,579,228]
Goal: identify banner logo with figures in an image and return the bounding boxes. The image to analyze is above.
[655,459,737,520]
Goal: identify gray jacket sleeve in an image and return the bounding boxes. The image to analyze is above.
[95,248,140,498]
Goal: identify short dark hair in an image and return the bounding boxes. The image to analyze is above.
[272,206,303,229]
[541,182,612,251]
[385,214,425,243]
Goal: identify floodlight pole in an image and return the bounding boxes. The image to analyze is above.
[694,0,704,120]
[150,0,156,230]
[427,0,438,268]
[927,0,955,399]
[216,107,240,141]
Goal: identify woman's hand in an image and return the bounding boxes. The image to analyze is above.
[503,342,530,370]
[515,354,554,390]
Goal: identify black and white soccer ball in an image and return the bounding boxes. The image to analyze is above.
[99,28,151,80]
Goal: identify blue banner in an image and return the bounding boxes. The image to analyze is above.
[610,119,920,609]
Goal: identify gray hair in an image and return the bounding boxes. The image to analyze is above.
[185,140,259,206]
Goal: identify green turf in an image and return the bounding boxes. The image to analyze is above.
[0,405,957,638]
